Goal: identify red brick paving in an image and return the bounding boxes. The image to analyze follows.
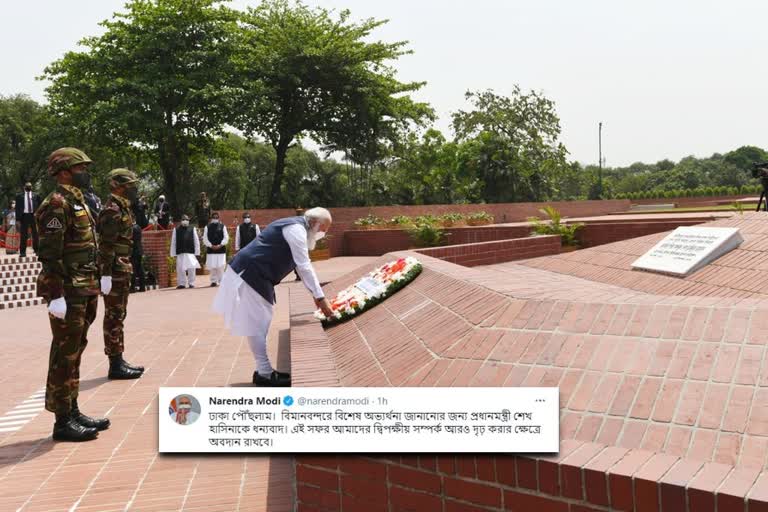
[291,213,768,511]
[0,256,376,511]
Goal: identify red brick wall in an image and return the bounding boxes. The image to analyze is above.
[576,219,709,248]
[295,449,763,512]
[344,225,534,257]
[141,229,173,288]
[631,194,755,206]
[415,235,561,267]
[216,200,629,257]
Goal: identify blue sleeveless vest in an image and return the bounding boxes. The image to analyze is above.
[229,216,308,304]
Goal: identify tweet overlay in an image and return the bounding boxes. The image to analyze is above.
[159,387,558,453]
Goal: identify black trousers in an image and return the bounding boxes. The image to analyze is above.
[19,213,38,256]
[131,255,145,291]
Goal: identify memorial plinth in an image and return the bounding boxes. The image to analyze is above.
[631,226,743,276]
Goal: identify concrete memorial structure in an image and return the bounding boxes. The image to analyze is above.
[631,225,743,276]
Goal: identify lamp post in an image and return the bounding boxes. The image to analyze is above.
[598,122,603,198]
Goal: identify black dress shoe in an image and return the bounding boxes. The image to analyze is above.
[72,399,110,431]
[273,370,291,379]
[252,371,291,387]
[188,284,195,288]
[176,285,185,289]
[210,282,218,287]
[108,355,144,379]
[53,415,98,442]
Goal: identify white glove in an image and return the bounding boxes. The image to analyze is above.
[48,297,67,320]
[101,276,113,295]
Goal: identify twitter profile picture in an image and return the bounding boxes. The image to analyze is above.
[169,394,201,426]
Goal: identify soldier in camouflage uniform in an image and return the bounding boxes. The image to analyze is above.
[37,148,110,442]
[98,169,144,379]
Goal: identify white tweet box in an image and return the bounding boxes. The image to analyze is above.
[159,387,558,453]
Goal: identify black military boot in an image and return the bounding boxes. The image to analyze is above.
[108,355,144,379]
[119,356,144,373]
[53,413,98,442]
[72,399,110,431]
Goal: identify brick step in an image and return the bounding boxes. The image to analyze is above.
[0,284,36,294]
[0,263,42,272]
[0,256,38,265]
[0,297,44,310]
[0,269,38,278]
[0,276,36,286]
[1,291,37,302]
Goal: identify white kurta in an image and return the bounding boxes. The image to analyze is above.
[170,227,201,272]
[203,224,229,270]
[212,222,325,373]
[235,223,261,251]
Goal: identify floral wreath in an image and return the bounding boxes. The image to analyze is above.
[314,257,423,326]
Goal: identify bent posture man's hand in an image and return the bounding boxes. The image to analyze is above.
[315,297,333,317]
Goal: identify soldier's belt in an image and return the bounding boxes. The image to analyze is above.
[63,251,98,264]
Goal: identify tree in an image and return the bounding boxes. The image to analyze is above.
[0,95,52,202]
[43,0,240,219]
[452,87,570,202]
[235,0,432,207]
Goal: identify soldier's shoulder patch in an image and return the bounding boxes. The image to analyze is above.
[46,217,63,230]
[49,193,65,208]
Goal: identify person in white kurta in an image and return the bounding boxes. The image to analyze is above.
[202,212,229,286]
[170,215,200,288]
[234,213,260,252]
[212,207,334,386]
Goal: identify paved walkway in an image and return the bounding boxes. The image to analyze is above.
[0,257,375,512]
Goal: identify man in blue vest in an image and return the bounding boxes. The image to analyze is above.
[212,207,334,386]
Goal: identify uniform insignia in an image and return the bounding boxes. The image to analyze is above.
[46,218,63,230]
[74,205,84,211]
[75,210,87,217]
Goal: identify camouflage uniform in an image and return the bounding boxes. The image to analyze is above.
[98,193,134,357]
[36,183,99,415]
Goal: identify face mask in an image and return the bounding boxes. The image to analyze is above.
[243,218,251,224]
[181,220,189,227]
[211,219,219,224]
[72,171,91,190]
[315,231,326,240]
[125,188,138,204]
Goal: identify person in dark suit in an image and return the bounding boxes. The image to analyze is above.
[15,182,41,257]
[154,195,170,228]
[131,200,149,293]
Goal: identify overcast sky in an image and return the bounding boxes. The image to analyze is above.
[2,0,768,166]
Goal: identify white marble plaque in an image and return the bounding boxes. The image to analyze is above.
[631,226,743,276]
[354,277,386,297]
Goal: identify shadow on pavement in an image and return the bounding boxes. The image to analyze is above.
[0,438,54,469]
[78,376,110,392]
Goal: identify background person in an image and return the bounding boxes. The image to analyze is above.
[202,211,228,287]
[234,211,260,252]
[154,195,170,228]
[170,214,200,288]
[15,182,41,257]
[195,192,211,229]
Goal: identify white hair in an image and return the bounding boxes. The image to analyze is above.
[304,207,332,223]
